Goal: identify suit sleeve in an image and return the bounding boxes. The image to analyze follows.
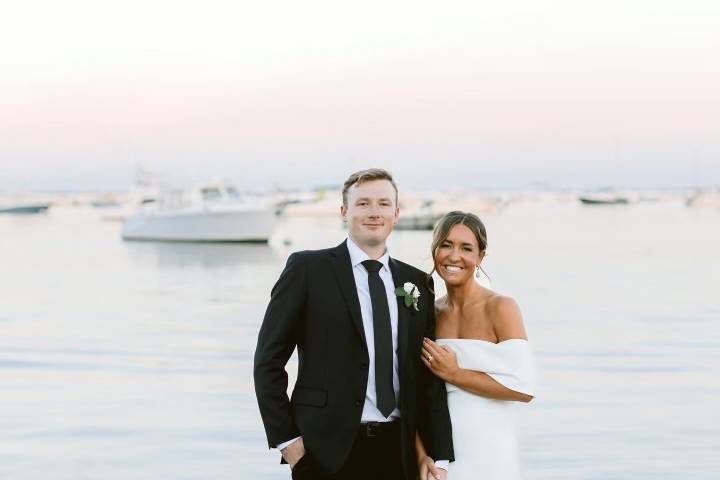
[418,275,455,461]
[253,252,307,448]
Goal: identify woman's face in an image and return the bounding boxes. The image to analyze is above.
[434,223,484,286]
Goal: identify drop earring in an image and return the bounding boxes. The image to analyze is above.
[475,266,481,278]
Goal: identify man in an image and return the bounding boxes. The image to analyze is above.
[254,169,454,479]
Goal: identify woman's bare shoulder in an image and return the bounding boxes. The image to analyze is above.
[485,293,520,314]
[485,294,527,340]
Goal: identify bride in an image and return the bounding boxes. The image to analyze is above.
[416,211,537,480]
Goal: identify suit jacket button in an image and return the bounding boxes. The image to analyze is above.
[361,362,368,368]
[355,400,362,406]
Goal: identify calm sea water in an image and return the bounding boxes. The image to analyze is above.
[1,200,718,479]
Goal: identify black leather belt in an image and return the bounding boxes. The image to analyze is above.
[359,420,399,438]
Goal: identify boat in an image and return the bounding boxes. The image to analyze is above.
[394,214,442,230]
[394,200,443,231]
[0,203,51,214]
[578,191,632,205]
[281,189,342,217]
[686,189,720,208]
[579,196,629,205]
[121,183,277,243]
[98,167,162,222]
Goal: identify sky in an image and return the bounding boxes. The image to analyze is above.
[1,0,719,192]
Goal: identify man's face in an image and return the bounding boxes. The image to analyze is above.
[341,179,399,250]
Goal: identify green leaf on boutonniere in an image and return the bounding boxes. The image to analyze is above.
[396,282,420,311]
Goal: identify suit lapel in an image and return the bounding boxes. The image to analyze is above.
[389,258,410,377]
[330,241,367,346]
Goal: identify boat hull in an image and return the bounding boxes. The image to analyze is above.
[121,208,276,243]
[394,214,442,230]
[0,204,51,214]
[579,197,630,205]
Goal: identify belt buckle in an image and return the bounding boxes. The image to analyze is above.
[365,422,379,437]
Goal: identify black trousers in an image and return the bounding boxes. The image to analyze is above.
[291,421,405,480]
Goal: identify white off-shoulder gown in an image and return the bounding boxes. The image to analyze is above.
[436,339,537,480]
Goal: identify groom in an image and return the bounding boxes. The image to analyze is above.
[254,169,454,479]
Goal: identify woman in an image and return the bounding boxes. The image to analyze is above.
[417,211,537,480]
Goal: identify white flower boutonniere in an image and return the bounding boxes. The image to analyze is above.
[395,281,421,311]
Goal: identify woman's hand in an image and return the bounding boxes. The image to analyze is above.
[422,338,459,382]
[418,455,446,480]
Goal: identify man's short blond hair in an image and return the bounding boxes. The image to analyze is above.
[342,168,398,206]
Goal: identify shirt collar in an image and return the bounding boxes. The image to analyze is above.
[346,236,390,272]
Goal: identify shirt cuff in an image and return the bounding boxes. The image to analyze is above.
[435,460,449,471]
[276,436,301,451]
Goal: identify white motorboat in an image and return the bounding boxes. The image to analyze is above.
[0,203,51,214]
[578,190,634,205]
[122,184,277,243]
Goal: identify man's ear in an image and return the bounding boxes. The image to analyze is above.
[340,205,347,222]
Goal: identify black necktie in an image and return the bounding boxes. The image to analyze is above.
[362,259,395,417]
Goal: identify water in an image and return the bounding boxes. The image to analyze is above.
[1,201,718,479]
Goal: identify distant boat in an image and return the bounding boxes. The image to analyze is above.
[686,189,720,208]
[90,199,123,208]
[281,189,342,217]
[0,203,51,214]
[122,183,277,243]
[579,193,631,205]
[394,200,442,230]
[395,213,442,230]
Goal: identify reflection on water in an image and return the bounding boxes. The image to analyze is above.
[1,205,719,480]
[123,241,281,269]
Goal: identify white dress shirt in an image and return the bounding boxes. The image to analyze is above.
[346,236,402,422]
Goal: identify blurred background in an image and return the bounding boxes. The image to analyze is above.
[1,1,719,478]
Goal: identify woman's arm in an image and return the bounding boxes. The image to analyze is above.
[422,339,533,402]
[416,430,428,459]
[445,365,532,402]
[416,431,446,480]
[421,296,534,403]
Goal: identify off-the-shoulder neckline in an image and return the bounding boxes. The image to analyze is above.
[435,338,528,345]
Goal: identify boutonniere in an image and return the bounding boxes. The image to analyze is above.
[395,282,421,311]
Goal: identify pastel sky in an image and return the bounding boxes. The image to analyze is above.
[1,0,719,191]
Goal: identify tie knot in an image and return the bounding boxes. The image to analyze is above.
[362,259,383,274]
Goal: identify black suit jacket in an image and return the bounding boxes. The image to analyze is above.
[253,240,454,477]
